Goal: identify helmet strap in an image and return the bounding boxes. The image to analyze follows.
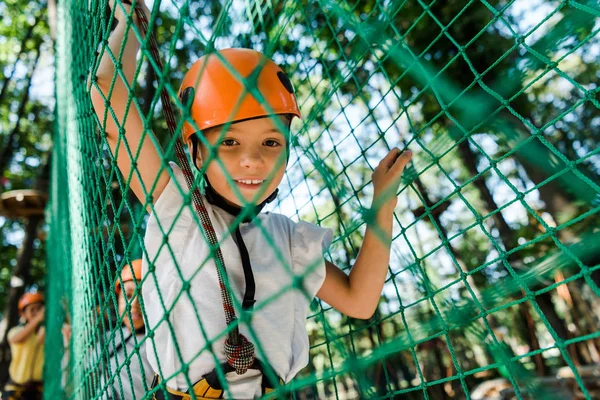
[204,175,278,223]
[191,136,200,169]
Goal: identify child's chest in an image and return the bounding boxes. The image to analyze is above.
[185,216,296,301]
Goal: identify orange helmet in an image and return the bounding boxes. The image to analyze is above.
[18,292,44,313]
[179,48,301,144]
[115,259,143,294]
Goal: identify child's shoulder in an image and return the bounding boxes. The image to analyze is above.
[7,325,24,338]
[261,211,296,234]
[261,212,332,248]
[154,162,190,203]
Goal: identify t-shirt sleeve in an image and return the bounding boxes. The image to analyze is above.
[7,326,23,342]
[144,161,194,283]
[291,221,333,297]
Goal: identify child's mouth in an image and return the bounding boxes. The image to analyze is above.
[130,311,142,321]
[235,179,264,189]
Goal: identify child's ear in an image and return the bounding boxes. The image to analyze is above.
[187,139,203,170]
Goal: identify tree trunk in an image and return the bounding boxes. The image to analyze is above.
[455,139,515,251]
[412,172,558,379]
[47,0,57,41]
[0,49,41,176]
[518,300,549,375]
[496,113,590,230]
[562,279,600,363]
[535,291,585,365]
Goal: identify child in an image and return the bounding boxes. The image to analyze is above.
[91,1,412,398]
[3,292,45,400]
[102,259,154,399]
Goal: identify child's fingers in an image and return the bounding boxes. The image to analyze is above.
[389,150,412,176]
[377,148,402,171]
[110,0,131,21]
[112,0,146,22]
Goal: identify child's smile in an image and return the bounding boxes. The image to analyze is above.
[235,178,265,189]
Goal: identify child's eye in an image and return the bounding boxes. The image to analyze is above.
[264,139,281,147]
[221,139,238,146]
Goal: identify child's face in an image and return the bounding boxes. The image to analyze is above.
[118,281,145,332]
[23,302,43,322]
[193,117,288,207]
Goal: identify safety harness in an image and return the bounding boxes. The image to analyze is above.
[2,380,43,400]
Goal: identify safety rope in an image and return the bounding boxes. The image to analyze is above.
[132,2,255,375]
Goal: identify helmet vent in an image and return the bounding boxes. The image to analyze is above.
[181,87,195,107]
[277,71,294,94]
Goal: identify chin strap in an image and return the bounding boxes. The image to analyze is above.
[204,176,278,222]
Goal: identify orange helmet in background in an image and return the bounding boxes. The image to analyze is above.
[179,48,301,144]
[115,259,143,295]
[18,292,44,314]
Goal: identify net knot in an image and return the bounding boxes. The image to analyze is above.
[224,334,255,375]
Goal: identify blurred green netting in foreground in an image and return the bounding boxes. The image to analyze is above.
[47,0,600,398]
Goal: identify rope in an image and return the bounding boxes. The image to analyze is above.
[133,2,255,375]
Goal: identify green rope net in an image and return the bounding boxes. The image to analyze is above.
[48,0,600,398]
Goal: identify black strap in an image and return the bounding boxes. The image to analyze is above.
[151,375,179,400]
[233,227,256,311]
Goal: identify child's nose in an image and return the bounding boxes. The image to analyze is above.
[240,149,264,169]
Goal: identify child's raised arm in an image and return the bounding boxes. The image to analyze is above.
[90,0,169,208]
[8,306,45,345]
[317,148,413,319]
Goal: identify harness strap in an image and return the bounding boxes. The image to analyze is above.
[151,359,283,399]
[3,379,43,397]
[233,226,255,311]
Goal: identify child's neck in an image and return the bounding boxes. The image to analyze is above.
[204,177,261,223]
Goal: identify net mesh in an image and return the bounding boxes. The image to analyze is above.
[48,0,600,398]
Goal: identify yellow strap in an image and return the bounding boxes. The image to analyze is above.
[192,378,223,398]
[153,376,223,400]
[154,374,281,399]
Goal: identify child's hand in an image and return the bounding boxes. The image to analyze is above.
[371,148,412,212]
[62,323,72,342]
[110,0,150,25]
[33,306,46,325]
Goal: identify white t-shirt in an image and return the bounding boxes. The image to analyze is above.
[143,163,332,397]
[99,328,154,399]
